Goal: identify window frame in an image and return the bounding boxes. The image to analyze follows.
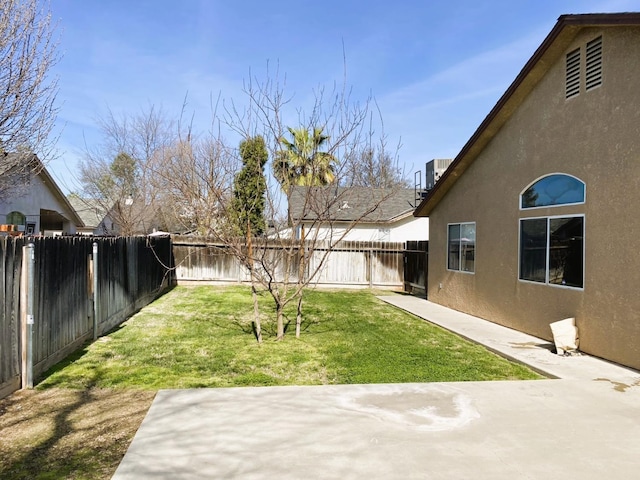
[518,214,585,290]
[6,211,26,225]
[519,173,586,211]
[447,221,476,274]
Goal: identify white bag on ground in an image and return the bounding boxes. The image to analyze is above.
[550,317,579,355]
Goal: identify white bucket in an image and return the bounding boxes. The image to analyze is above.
[550,317,579,355]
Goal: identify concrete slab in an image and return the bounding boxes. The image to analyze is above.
[113,381,640,479]
[113,295,640,479]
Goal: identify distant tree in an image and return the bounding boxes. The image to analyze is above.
[80,106,173,235]
[344,145,409,189]
[150,135,238,236]
[231,136,268,237]
[80,152,146,235]
[274,127,338,191]
[109,152,138,198]
[0,0,60,200]
[521,188,539,208]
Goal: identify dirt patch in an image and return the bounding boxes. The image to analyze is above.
[0,388,155,479]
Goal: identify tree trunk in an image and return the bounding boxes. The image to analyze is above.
[252,283,262,343]
[295,235,305,338]
[295,292,303,338]
[247,222,262,343]
[276,302,285,340]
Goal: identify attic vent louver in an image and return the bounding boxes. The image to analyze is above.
[585,36,602,91]
[565,48,581,99]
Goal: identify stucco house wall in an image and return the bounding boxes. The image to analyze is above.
[421,21,640,370]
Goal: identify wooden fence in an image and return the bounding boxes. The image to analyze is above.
[404,240,429,298]
[0,235,174,399]
[173,237,406,288]
[0,237,23,399]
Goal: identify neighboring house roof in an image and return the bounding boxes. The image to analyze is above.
[67,195,107,229]
[414,12,640,218]
[2,153,85,227]
[289,186,419,224]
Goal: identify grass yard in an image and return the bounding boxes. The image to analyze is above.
[40,286,540,389]
[1,286,542,479]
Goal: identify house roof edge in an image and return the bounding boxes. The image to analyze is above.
[414,12,640,218]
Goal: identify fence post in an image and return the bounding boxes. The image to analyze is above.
[93,242,99,340]
[24,243,35,388]
[368,245,373,288]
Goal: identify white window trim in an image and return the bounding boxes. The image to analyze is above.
[519,172,586,211]
[517,214,585,290]
[447,221,476,274]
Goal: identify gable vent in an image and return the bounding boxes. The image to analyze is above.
[585,36,602,91]
[565,48,581,99]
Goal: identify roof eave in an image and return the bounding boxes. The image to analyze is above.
[414,12,640,218]
[37,161,86,227]
[298,208,415,225]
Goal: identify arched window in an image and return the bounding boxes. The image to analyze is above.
[6,211,26,225]
[519,174,585,289]
[520,174,585,209]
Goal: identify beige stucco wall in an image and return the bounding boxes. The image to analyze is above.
[427,26,640,370]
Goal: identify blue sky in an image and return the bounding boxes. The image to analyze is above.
[47,0,640,193]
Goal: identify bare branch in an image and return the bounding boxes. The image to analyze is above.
[0,0,60,199]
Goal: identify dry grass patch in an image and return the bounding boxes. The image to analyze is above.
[0,388,155,480]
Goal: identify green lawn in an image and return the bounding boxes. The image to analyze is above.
[39,286,542,389]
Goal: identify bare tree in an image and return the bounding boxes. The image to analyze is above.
[150,134,238,235]
[342,107,408,188]
[218,68,402,340]
[343,143,409,188]
[0,0,60,200]
[79,106,175,235]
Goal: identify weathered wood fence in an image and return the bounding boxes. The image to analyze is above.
[173,236,406,288]
[1,234,426,399]
[404,240,429,298]
[0,235,174,399]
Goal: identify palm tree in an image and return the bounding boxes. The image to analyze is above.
[273,127,338,192]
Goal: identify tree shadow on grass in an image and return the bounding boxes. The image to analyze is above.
[37,324,130,386]
[0,378,155,479]
[2,326,154,477]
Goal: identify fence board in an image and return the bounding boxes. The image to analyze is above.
[0,237,23,395]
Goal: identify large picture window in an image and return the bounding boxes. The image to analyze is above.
[519,216,584,288]
[448,222,475,273]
